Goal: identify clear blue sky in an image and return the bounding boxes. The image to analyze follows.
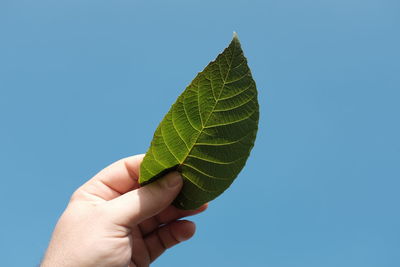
[1,0,399,266]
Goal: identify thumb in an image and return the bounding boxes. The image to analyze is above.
[105,171,183,226]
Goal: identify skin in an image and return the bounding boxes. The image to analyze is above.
[41,154,207,267]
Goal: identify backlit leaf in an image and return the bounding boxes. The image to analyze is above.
[139,33,259,210]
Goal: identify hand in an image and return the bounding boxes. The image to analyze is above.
[41,154,207,267]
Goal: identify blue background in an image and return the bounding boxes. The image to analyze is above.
[1,0,399,266]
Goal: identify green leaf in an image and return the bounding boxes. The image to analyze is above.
[139,33,259,210]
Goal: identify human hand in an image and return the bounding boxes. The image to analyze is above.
[41,154,207,267]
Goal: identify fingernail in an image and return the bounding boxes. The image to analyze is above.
[166,172,182,188]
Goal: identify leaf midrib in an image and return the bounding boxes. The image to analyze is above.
[177,40,238,170]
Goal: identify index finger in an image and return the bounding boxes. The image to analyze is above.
[75,154,145,201]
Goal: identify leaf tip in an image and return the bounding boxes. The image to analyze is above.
[232,32,242,47]
[232,31,239,41]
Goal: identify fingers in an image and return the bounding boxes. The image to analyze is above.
[74,154,144,201]
[139,203,208,236]
[145,220,196,263]
[106,172,183,226]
